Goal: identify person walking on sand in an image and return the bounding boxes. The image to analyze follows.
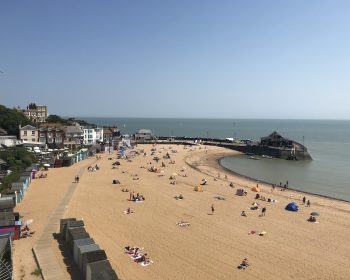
[211,204,215,215]
[261,207,266,216]
[302,196,306,205]
[307,200,311,207]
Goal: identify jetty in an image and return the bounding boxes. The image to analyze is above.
[135,131,312,160]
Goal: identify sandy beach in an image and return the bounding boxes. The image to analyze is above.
[13,144,350,280]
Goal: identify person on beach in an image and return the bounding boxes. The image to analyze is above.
[238,258,249,270]
[241,211,247,217]
[211,204,215,215]
[261,207,266,216]
[303,196,306,204]
[307,200,311,207]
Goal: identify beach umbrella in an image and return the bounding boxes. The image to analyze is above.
[43,163,50,167]
[310,212,320,216]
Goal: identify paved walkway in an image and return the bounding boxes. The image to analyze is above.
[33,164,88,280]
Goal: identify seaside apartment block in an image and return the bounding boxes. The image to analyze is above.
[19,124,65,148]
[17,103,48,123]
[83,127,104,145]
[38,126,65,148]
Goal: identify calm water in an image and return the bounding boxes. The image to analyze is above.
[83,118,350,201]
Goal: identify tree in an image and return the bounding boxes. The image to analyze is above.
[0,104,35,136]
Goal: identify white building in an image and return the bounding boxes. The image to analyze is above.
[19,125,38,143]
[83,127,104,145]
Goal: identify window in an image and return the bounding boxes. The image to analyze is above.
[32,131,35,135]
[32,138,36,142]
[23,131,27,136]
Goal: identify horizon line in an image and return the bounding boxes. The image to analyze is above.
[61,116,350,121]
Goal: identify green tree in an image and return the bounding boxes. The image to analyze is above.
[0,104,35,136]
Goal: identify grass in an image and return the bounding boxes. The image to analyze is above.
[31,268,42,277]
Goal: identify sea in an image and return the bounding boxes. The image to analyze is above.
[82,118,350,201]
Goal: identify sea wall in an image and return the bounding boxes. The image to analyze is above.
[135,137,312,160]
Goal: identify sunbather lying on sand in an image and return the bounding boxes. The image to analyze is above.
[124,207,135,214]
[177,221,191,227]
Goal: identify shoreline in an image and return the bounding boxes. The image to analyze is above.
[185,147,350,213]
[216,155,350,204]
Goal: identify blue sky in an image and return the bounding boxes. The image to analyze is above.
[1,0,350,119]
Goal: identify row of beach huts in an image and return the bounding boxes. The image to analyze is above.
[60,218,118,280]
[0,165,38,279]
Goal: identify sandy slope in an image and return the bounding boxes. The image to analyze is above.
[14,144,350,280]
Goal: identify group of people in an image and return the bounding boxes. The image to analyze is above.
[124,246,152,266]
[21,225,35,238]
[36,173,48,179]
[88,164,100,172]
[129,192,145,202]
[307,216,317,223]
[303,196,311,207]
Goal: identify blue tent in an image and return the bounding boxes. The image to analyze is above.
[285,202,299,212]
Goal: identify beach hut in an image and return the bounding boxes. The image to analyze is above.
[11,182,26,195]
[78,244,100,272]
[285,202,299,212]
[9,187,23,203]
[0,198,15,213]
[0,212,20,240]
[20,171,32,185]
[86,260,118,280]
[67,227,90,252]
[194,185,203,192]
[65,220,85,242]
[60,218,76,239]
[73,238,95,265]
[1,194,17,207]
[251,186,260,192]
[18,176,30,190]
[82,249,107,279]
[25,166,37,179]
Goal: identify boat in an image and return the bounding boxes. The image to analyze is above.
[249,156,260,160]
[262,155,273,159]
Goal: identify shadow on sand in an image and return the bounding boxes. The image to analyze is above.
[53,233,81,280]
